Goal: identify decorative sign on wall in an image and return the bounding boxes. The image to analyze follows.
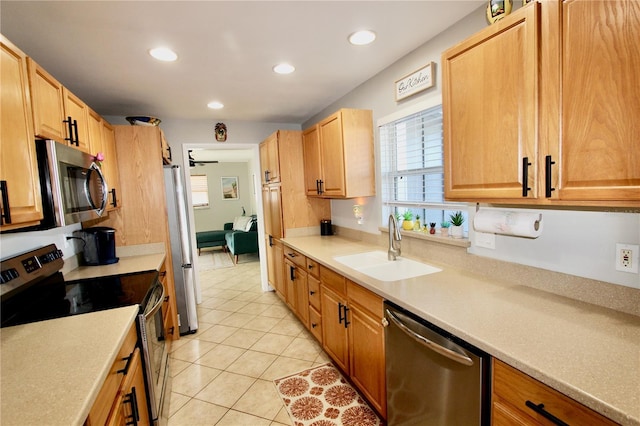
[395,62,435,101]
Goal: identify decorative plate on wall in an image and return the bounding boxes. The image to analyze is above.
[486,0,512,24]
[215,122,227,142]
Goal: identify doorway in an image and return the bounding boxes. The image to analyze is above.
[179,143,269,305]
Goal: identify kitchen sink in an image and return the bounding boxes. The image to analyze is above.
[333,251,441,281]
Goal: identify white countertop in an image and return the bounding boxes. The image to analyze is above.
[0,306,139,426]
[282,235,640,426]
[63,251,165,282]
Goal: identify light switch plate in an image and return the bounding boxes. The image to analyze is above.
[475,231,496,249]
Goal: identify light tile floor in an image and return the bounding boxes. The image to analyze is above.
[168,253,332,425]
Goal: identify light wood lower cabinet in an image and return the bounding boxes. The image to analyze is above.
[107,348,150,426]
[319,265,386,418]
[492,359,616,426]
[284,257,309,327]
[86,322,149,426]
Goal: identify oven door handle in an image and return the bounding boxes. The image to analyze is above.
[144,282,165,320]
[386,308,474,366]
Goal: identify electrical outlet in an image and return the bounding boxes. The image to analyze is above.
[615,243,639,273]
[475,231,496,249]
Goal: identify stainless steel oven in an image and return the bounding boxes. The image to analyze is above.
[139,279,171,425]
[1,245,171,425]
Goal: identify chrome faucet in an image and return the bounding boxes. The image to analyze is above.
[388,214,402,261]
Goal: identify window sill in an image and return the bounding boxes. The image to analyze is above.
[379,227,471,248]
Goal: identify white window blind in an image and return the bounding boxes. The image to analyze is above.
[190,175,209,208]
[380,104,467,228]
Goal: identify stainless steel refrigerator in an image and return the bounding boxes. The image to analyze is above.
[163,165,198,335]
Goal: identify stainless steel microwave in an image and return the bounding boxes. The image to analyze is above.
[35,140,108,229]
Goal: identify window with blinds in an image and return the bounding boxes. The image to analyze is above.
[190,174,209,208]
[379,103,467,229]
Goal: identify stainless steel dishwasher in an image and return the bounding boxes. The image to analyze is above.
[384,301,491,425]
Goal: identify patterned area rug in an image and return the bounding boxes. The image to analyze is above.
[198,250,234,270]
[274,363,383,426]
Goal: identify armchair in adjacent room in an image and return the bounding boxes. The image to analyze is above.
[225,215,259,264]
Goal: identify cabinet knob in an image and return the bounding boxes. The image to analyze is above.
[381,318,389,327]
[164,295,170,303]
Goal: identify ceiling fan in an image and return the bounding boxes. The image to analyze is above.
[188,150,219,167]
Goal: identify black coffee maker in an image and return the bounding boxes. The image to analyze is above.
[73,227,119,265]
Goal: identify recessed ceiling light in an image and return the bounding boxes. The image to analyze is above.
[149,47,178,62]
[207,101,224,109]
[348,30,376,46]
[273,63,295,74]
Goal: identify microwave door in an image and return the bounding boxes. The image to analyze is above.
[85,163,108,216]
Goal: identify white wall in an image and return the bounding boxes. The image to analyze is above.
[190,162,252,232]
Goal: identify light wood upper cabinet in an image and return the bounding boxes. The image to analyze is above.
[303,109,375,198]
[102,121,121,210]
[62,87,90,153]
[556,0,640,202]
[88,110,120,211]
[443,0,640,206]
[0,35,43,230]
[27,57,91,153]
[443,4,539,201]
[27,57,66,143]
[259,132,280,184]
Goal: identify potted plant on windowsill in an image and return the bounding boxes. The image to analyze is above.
[440,221,451,237]
[449,211,465,239]
[402,211,414,230]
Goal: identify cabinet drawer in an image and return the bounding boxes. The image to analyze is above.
[492,359,616,426]
[284,247,306,268]
[308,275,321,311]
[306,258,320,279]
[309,306,322,342]
[347,279,383,318]
[320,265,346,295]
[86,322,138,425]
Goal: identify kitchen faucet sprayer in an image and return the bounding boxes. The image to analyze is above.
[388,214,402,261]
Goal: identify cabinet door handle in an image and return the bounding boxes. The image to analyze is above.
[163,295,170,303]
[318,180,324,195]
[265,170,270,182]
[110,188,118,207]
[290,265,296,281]
[117,353,134,375]
[311,322,317,328]
[545,155,556,197]
[522,157,531,197]
[72,119,79,146]
[287,252,297,258]
[167,146,172,161]
[167,326,175,336]
[525,401,569,426]
[268,235,274,247]
[338,302,344,324]
[342,305,350,328]
[124,387,140,426]
[308,264,314,270]
[309,290,316,296]
[64,116,74,144]
[0,180,11,224]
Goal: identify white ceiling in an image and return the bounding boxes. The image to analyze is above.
[1,1,483,125]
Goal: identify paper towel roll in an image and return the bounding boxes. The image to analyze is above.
[473,210,543,238]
